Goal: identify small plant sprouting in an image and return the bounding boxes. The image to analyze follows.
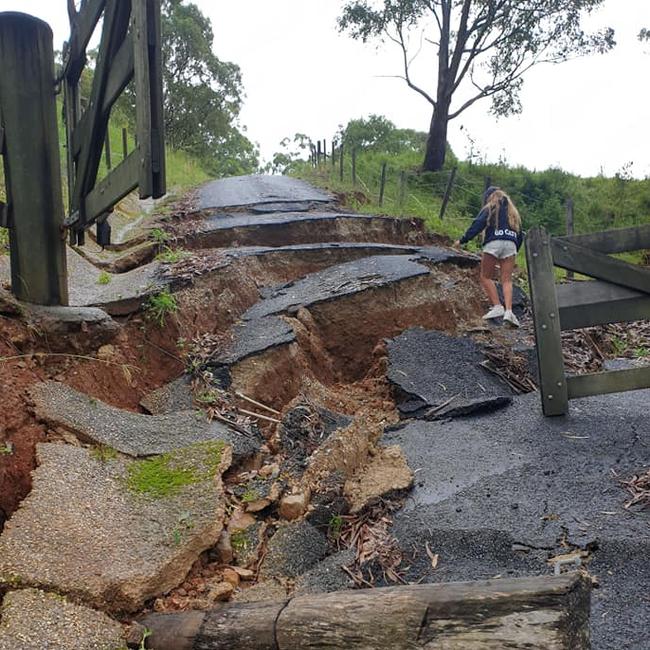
[328,514,344,540]
[241,488,260,503]
[156,246,187,264]
[195,391,218,406]
[97,271,111,285]
[139,628,152,650]
[611,336,628,357]
[145,289,178,328]
[0,442,14,456]
[91,445,118,463]
[230,530,250,554]
[633,346,649,359]
[149,228,169,246]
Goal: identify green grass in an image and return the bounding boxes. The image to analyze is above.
[156,246,188,264]
[145,289,178,327]
[90,445,118,463]
[97,271,112,285]
[126,440,225,498]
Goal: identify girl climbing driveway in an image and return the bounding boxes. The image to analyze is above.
[454,186,523,327]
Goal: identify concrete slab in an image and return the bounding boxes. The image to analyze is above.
[30,381,261,463]
[383,390,650,649]
[0,442,230,613]
[199,175,334,210]
[140,375,194,414]
[65,247,165,316]
[0,589,125,650]
[387,328,513,418]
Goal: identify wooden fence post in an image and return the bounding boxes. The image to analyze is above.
[526,227,568,416]
[566,197,574,280]
[352,149,357,186]
[339,146,344,182]
[317,141,322,165]
[122,127,128,159]
[439,166,457,220]
[331,140,336,169]
[398,171,407,209]
[0,12,68,305]
[379,161,387,206]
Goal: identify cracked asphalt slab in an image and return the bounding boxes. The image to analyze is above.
[384,390,649,649]
[243,254,429,321]
[387,327,513,418]
[199,175,334,210]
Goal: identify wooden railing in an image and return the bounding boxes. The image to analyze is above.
[526,224,650,416]
[62,0,166,246]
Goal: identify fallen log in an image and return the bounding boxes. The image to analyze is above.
[140,573,590,650]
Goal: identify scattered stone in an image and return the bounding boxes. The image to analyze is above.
[387,328,512,419]
[207,579,234,603]
[215,531,234,564]
[232,579,287,603]
[293,548,356,596]
[233,475,285,512]
[222,568,241,588]
[344,445,413,514]
[260,522,328,580]
[0,589,125,650]
[229,519,265,568]
[30,381,260,463]
[279,491,311,521]
[23,305,119,353]
[140,375,194,414]
[0,442,231,613]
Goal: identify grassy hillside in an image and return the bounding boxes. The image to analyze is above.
[294,147,650,274]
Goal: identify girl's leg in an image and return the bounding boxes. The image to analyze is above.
[480,253,500,306]
[499,255,516,311]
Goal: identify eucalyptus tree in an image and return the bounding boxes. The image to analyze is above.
[338,0,615,171]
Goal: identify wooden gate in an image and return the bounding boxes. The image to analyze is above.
[526,225,650,416]
[62,0,166,246]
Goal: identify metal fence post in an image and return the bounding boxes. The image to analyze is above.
[0,12,68,305]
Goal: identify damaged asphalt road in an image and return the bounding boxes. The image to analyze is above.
[384,390,649,649]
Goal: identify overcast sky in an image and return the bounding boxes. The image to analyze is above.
[4,0,650,178]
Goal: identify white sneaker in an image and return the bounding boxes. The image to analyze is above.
[482,304,505,320]
[503,310,520,328]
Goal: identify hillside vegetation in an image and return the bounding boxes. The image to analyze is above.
[288,116,650,269]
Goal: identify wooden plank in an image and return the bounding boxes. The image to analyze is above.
[557,280,650,330]
[525,227,568,416]
[551,237,650,295]
[65,0,107,80]
[71,0,132,224]
[133,0,153,198]
[568,366,650,399]
[71,33,134,157]
[557,224,650,254]
[147,0,166,198]
[83,151,140,222]
[141,574,590,650]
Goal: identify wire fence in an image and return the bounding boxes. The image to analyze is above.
[308,137,602,235]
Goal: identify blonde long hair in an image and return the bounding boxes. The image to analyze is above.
[484,188,521,232]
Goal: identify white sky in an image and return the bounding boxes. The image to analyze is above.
[4,0,650,178]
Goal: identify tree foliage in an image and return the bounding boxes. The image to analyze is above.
[154,0,258,175]
[338,114,427,153]
[338,1,615,171]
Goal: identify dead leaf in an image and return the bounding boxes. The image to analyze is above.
[425,542,439,570]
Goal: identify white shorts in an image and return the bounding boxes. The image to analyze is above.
[483,240,517,259]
